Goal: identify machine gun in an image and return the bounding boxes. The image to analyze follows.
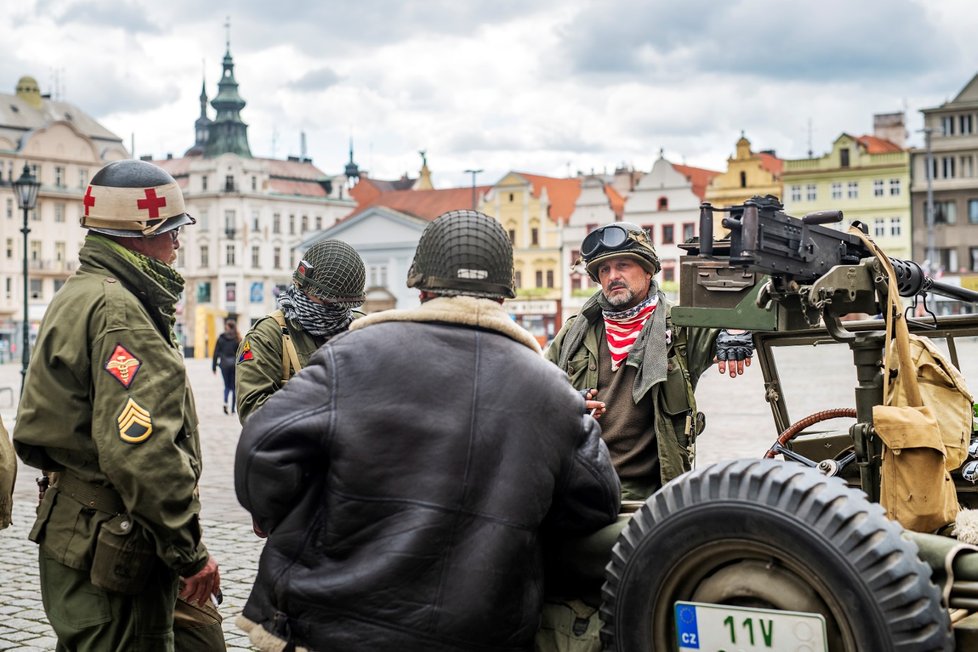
[673,194,978,339]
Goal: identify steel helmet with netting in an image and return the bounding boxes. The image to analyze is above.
[580,222,661,281]
[81,160,195,237]
[294,239,366,307]
[407,210,515,300]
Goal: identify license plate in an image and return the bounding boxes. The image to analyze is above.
[675,601,828,651]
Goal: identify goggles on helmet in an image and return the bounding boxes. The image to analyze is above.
[581,224,651,260]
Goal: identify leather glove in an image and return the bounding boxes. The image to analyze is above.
[716,329,754,361]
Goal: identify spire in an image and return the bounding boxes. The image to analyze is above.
[344,137,360,181]
[184,73,213,156]
[416,149,433,190]
[204,19,252,158]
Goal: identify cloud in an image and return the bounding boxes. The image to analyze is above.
[43,0,166,33]
[289,67,341,92]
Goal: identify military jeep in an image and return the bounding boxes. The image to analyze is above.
[599,197,978,651]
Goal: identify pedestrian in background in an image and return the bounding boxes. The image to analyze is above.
[234,210,620,651]
[235,238,366,422]
[14,159,224,650]
[212,319,241,415]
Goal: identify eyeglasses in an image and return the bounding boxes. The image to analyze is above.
[581,224,646,258]
[153,228,181,243]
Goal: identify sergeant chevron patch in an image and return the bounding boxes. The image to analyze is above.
[117,398,153,443]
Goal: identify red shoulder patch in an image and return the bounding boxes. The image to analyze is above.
[238,340,253,362]
[104,344,142,388]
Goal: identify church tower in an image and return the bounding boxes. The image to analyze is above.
[204,35,252,158]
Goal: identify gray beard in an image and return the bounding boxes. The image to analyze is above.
[604,287,635,307]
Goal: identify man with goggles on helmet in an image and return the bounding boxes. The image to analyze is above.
[546,222,753,500]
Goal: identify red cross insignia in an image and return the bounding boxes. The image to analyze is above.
[83,186,96,216]
[117,398,153,444]
[104,344,142,388]
[238,341,253,363]
[137,188,167,218]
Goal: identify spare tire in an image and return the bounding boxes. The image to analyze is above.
[601,459,952,651]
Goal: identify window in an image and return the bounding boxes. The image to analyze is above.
[663,265,675,283]
[847,182,858,199]
[251,210,260,231]
[78,168,88,190]
[301,215,308,233]
[969,199,978,224]
[225,281,237,303]
[508,229,516,244]
[201,175,208,191]
[806,184,817,201]
[889,179,901,196]
[251,245,260,268]
[889,217,902,237]
[273,247,282,269]
[531,227,539,246]
[509,193,515,202]
[54,279,65,293]
[368,264,388,288]
[943,156,956,179]
[225,244,236,265]
[535,270,543,287]
[196,281,211,303]
[873,218,886,238]
[224,175,235,192]
[682,222,695,241]
[198,208,208,229]
[6,198,12,218]
[31,206,40,221]
[54,166,65,187]
[657,196,668,211]
[224,210,236,234]
[30,278,42,299]
[272,213,281,234]
[873,180,884,197]
[289,214,295,235]
[790,185,802,202]
[546,270,554,288]
[739,171,747,188]
[514,271,522,288]
[199,245,209,267]
[4,277,9,299]
[942,115,955,136]
[936,200,957,224]
[840,148,850,167]
[54,202,65,222]
[963,155,975,178]
[962,114,974,135]
[30,240,41,261]
[662,224,675,245]
[938,248,958,273]
[251,175,257,191]
[55,241,65,262]
[831,183,842,200]
[315,216,323,231]
[5,239,11,258]
[971,247,978,272]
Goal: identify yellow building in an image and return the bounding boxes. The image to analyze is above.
[705,134,783,237]
[782,133,910,259]
[480,172,580,343]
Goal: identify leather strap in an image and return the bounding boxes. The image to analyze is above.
[270,310,302,383]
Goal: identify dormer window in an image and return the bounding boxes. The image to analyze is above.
[657,196,668,211]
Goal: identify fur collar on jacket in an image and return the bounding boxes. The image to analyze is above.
[349,295,541,354]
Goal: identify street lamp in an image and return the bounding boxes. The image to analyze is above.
[13,163,40,394]
[464,168,483,210]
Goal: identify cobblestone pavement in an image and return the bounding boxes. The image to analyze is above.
[2,335,977,649]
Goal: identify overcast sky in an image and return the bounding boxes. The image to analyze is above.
[4,0,978,188]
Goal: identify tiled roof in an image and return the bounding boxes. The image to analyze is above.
[856,135,903,154]
[513,172,582,224]
[757,152,783,178]
[349,176,418,207]
[0,93,123,144]
[671,163,721,200]
[603,183,626,219]
[345,185,492,222]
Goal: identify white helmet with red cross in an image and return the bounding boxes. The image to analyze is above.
[80,160,195,237]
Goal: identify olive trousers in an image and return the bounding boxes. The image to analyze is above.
[39,552,225,651]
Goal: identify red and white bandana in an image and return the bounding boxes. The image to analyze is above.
[603,295,658,371]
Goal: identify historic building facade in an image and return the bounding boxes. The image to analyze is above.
[704,134,783,238]
[152,44,356,356]
[911,74,978,278]
[0,76,128,356]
